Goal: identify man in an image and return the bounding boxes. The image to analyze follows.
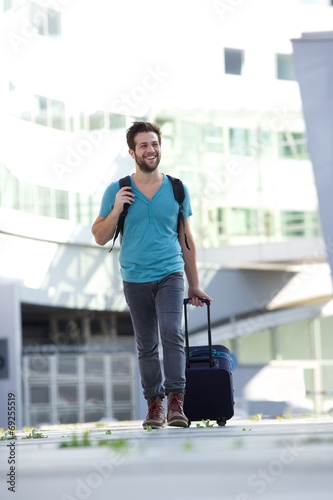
[92,121,212,429]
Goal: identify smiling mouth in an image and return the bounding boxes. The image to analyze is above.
[145,155,157,160]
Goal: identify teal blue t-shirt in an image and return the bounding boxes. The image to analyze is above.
[99,174,192,283]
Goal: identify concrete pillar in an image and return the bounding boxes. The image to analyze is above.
[0,283,23,429]
[292,34,333,282]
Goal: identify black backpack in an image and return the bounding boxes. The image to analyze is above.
[109,175,190,252]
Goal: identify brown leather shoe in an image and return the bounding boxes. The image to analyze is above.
[142,396,166,429]
[167,392,189,428]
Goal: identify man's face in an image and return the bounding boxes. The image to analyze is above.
[130,131,161,173]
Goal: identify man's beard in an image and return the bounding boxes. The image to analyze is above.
[134,152,161,174]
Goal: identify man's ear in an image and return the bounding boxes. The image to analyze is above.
[129,149,135,159]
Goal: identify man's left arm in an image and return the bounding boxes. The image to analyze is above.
[178,217,213,307]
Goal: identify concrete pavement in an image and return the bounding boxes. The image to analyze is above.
[1,416,333,500]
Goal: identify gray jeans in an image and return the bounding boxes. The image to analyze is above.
[123,272,185,399]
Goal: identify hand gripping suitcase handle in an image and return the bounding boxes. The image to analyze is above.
[183,298,211,306]
[183,298,213,368]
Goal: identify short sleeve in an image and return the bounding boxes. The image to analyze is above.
[182,182,192,219]
[99,182,118,218]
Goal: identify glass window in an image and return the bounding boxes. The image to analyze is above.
[75,192,91,226]
[204,124,223,153]
[30,410,52,426]
[281,210,305,237]
[181,122,199,153]
[89,111,105,131]
[304,211,320,237]
[109,113,126,130]
[224,48,244,75]
[231,208,258,235]
[85,356,104,376]
[85,384,104,404]
[111,356,132,376]
[276,54,296,81]
[28,356,50,377]
[85,408,105,422]
[303,367,316,412]
[321,365,333,413]
[113,408,132,420]
[237,329,273,364]
[229,128,256,156]
[322,365,333,392]
[72,192,82,223]
[58,385,78,404]
[57,356,78,375]
[38,96,47,110]
[278,131,308,158]
[31,3,61,38]
[20,181,35,214]
[30,386,50,404]
[37,186,52,217]
[258,129,272,158]
[51,99,65,130]
[277,320,315,359]
[48,8,61,38]
[3,0,12,12]
[55,189,69,219]
[35,95,48,126]
[57,409,79,424]
[0,164,19,209]
[113,384,131,402]
[69,116,75,132]
[31,2,46,36]
[80,112,86,130]
[320,316,333,359]
[217,207,225,235]
[155,119,175,151]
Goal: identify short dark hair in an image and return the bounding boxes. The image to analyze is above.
[126,121,162,151]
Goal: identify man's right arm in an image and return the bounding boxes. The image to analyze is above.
[91,186,135,246]
[91,212,119,246]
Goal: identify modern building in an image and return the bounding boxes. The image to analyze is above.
[1,0,333,428]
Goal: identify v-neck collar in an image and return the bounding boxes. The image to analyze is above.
[131,173,166,202]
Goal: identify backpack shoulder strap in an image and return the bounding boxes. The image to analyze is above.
[166,175,190,250]
[109,175,131,253]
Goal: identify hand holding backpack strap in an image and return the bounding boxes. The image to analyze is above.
[109,175,131,253]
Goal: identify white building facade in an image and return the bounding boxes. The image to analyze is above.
[1,0,333,427]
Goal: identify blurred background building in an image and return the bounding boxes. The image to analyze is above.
[1,0,333,428]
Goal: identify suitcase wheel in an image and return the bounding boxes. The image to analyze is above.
[217,417,226,426]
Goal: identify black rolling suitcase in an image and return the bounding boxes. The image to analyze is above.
[183,298,234,426]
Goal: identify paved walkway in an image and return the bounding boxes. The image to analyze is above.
[1,416,333,500]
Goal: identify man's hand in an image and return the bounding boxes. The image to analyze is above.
[187,286,213,307]
[91,186,135,246]
[113,186,135,217]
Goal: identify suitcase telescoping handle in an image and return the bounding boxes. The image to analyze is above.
[183,298,213,368]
